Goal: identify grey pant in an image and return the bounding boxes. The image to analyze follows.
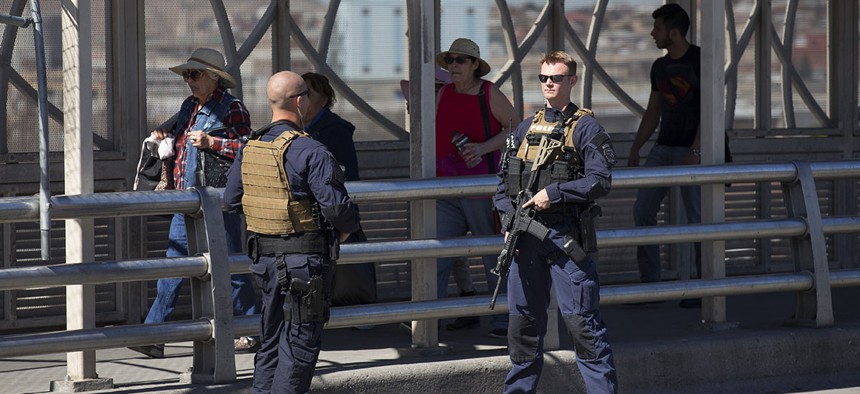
[436,198,508,329]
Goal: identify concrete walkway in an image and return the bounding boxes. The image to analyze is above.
[2,288,860,393]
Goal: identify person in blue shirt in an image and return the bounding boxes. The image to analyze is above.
[301,72,377,310]
[225,71,359,394]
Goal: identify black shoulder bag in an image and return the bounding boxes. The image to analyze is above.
[477,82,496,174]
[197,126,233,188]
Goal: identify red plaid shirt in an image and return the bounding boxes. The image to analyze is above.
[172,87,251,189]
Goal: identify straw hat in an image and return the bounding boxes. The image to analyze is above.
[169,48,237,88]
[399,68,452,101]
[435,38,491,77]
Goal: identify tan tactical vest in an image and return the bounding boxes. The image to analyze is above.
[516,107,593,162]
[241,130,321,235]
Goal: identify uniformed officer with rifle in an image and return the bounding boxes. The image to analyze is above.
[493,51,618,393]
[225,71,359,394]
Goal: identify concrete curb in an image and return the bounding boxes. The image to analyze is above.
[616,323,860,393]
[310,323,860,393]
[23,320,860,393]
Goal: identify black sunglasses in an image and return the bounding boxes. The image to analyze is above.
[288,89,310,99]
[182,69,205,81]
[538,74,570,83]
[443,55,472,65]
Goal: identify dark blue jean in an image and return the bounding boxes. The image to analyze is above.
[633,144,702,282]
[144,213,257,324]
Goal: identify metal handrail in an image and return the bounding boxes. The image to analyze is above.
[5,269,860,357]
[0,160,859,374]
[3,161,860,222]
[3,216,858,291]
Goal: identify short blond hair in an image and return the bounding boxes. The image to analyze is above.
[539,51,577,75]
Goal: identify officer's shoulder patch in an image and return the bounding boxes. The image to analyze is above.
[326,152,346,185]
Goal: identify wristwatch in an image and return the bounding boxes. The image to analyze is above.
[689,148,701,157]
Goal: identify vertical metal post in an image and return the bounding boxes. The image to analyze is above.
[111,0,146,323]
[56,0,113,391]
[406,0,438,348]
[700,0,727,324]
[30,0,50,261]
[829,0,860,269]
[547,0,564,51]
[755,1,772,130]
[186,188,236,383]
[781,162,833,327]
[272,0,291,72]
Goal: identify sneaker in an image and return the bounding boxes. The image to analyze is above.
[679,298,702,308]
[128,344,164,358]
[445,316,480,331]
[488,328,508,339]
[234,336,260,353]
[460,290,477,297]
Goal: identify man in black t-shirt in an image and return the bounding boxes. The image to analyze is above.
[628,4,702,308]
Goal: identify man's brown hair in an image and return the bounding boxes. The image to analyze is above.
[539,51,577,75]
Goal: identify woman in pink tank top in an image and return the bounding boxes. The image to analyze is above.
[435,38,518,177]
[432,38,519,338]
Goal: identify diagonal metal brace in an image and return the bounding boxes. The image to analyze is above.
[0,13,32,28]
[781,161,833,327]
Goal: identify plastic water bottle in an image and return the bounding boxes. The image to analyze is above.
[451,131,481,168]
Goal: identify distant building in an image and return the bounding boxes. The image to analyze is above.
[335,0,489,80]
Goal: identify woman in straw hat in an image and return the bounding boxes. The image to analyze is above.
[129,47,258,358]
[434,38,519,338]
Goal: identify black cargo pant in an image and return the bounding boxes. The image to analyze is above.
[250,251,332,394]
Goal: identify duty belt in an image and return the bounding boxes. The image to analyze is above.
[250,232,327,256]
[533,204,582,226]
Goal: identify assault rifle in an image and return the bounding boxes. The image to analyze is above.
[490,136,562,309]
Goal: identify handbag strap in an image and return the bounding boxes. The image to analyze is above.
[477,81,494,174]
[133,139,150,190]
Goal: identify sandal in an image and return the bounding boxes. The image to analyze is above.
[234,336,260,353]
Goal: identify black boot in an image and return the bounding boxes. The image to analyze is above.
[446,291,479,331]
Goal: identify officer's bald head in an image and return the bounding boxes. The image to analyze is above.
[267,71,307,110]
[267,71,308,123]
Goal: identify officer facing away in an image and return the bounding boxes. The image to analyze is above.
[493,51,618,393]
[225,71,359,394]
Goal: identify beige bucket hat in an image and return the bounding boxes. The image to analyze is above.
[169,48,237,88]
[435,38,491,77]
